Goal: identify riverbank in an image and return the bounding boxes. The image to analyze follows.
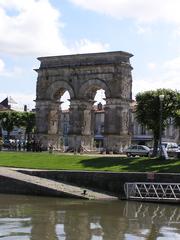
[0,167,179,201]
[0,151,180,173]
[0,167,117,200]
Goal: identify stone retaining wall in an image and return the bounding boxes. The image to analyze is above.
[18,170,180,198]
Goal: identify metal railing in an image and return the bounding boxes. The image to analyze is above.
[124,182,180,201]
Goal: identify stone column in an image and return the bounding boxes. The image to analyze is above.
[35,100,62,149]
[104,98,131,152]
[68,99,94,151]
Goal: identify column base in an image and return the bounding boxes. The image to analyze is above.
[104,135,131,153]
[36,134,62,151]
[68,135,94,151]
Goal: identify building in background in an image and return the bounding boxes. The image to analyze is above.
[0,96,17,110]
[0,97,27,141]
[60,102,180,150]
[0,96,179,150]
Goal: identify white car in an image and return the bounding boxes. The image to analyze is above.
[161,142,179,151]
[125,145,151,157]
[161,142,180,157]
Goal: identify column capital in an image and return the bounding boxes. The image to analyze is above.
[70,99,94,110]
[106,98,131,107]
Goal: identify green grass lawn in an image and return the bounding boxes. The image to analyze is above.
[0,151,179,173]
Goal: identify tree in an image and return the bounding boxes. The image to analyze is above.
[0,111,22,140]
[20,112,36,142]
[135,89,180,156]
[0,111,36,143]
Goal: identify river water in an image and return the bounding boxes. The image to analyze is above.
[0,194,179,240]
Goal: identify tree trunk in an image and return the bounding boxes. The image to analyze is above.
[7,131,10,141]
[0,126,2,138]
[152,135,159,157]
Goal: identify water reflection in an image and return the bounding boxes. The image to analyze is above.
[0,217,31,240]
[0,194,179,240]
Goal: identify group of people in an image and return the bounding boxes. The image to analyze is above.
[25,140,43,152]
[2,139,43,152]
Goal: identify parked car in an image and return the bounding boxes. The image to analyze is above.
[125,145,151,157]
[161,142,180,157]
[161,142,179,151]
[2,139,11,149]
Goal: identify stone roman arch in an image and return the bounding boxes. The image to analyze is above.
[35,51,133,150]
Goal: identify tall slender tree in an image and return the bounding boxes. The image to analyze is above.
[20,112,36,142]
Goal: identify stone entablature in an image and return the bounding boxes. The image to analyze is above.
[35,51,133,150]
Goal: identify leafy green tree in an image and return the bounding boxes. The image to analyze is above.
[0,111,22,140]
[20,112,36,142]
[0,111,36,143]
[135,89,180,156]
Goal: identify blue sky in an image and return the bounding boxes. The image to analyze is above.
[0,0,180,110]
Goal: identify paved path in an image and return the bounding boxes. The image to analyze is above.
[0,167,117,200]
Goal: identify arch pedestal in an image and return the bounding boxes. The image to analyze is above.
[68,100,94,151]
[35,100,62,149]
[104,98,131,152]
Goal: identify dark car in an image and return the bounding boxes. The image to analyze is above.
[3,140,11,149]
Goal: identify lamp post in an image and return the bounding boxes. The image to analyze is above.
[159,94,164,158]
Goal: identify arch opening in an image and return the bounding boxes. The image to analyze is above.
[53,89,71,148]
[93,89,106,150]
[60,91,70,110]
[94,89,106,106]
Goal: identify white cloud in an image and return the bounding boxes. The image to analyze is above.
[161,57,180,88]
[69,0,180,24]
[133,57,180,97]
[0,59,5,72]
[0,0,109,111]
[173,27,180,37]
[136,24,152,34]
[0,0,108,57]
[147,62,157,70]
[133,77,169,97]
[71,39,109,54]
[163,57,180,70]
[0,0,69,56]
[0,58,23,76]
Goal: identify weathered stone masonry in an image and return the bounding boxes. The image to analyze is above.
[35,51,133,150]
